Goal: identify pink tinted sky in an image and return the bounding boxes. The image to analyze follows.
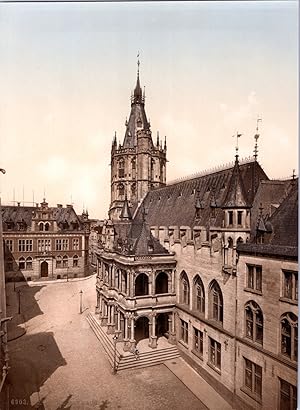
[0,1,298,218]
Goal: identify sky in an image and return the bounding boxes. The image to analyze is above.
[0,1,298,218]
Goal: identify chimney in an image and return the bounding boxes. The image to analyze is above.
[17,202,20,207]
[57,204,63,208]
[66,204,73,209]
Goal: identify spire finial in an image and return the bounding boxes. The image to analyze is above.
[232,132,242,160]
[137,51,140,77]
[254,116,262,161]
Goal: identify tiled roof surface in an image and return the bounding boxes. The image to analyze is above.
[113,219,170,256]
[250,179,293,236]
[1,205,84,231]
[237,243,297,258]
[266,182,298,247]
[138,160,268,227]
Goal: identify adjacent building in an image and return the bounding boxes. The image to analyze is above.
[2,200,90,281]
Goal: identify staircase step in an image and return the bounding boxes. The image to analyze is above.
[86,312,180,372]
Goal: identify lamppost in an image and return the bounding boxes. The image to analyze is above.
[79,290,83,314]
[17,289,21,315]
[112,334,118,374]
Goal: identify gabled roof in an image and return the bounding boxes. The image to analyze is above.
[222,156,249,208]
[1,204,84,231]
[137,159,268,228]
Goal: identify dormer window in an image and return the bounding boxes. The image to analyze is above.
[39,222,44,231]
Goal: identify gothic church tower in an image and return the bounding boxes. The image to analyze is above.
[109,61,167,220]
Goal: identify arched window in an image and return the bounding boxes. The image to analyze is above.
[237,237,244,245]
[131,183,136,199]
[115,269,120,289]
[63,255,68,268]
[26,256,33,270]
[155,271,169,294]
[56,255,62,268]
[209,280,223,324]
[245,301,263,344]
[39,222,44,231]
[228,237,233,248]
[135,273,149,296]
[118,184,125,200]
[19,257,25,270]
[118,158,125,178]
[73,255,79,267]
[180,271,190,306]
[45,222,50,231]
[194,275,205,314]
[281,313,298,361]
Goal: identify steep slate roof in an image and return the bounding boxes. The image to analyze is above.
[122,73,151,149]
[113,219,170,256]
[265,182,298,247]
[1,204,84,231]
[238,181,298,258]
[137,159,268,228]
[250,179,294,237]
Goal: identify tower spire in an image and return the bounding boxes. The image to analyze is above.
[133,52,143,104]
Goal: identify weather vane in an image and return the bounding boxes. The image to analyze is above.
[232,132,242,157]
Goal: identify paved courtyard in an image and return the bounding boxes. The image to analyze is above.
[6,276,207,410]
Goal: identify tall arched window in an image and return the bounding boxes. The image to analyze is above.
[19,257,25,270]
[39,222,44,231]
[45,222,50,231]
[118,184,125,200]
[56,255,62,268]
[193,275,205,314]
[180,271,190,306]
[118,158,125,178]
[63,255,68,268]
[135,273,149,296]
[281,313,298,361]
[209,280,223,324]
[245,301,263,344]
[26,256,33,270]
[73,255,79,267]
[151,159,155,180]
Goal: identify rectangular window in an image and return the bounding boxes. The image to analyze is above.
[279,379,297,410]
[283,271,298,301]
[73,238,80,250]
[18,239,26,252]
[193,328,203,357]
[209,337,221,370]
[228,211,233,225]
[5,240,13,252]
[180,319,189,345]
[244,358,262,398]
[26,240,33,252]
[237,211,243,225]
[246,265,262,292]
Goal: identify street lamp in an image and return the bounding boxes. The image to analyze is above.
[17,289,21,314]
[112,334,118,374]
[79,290,83,314]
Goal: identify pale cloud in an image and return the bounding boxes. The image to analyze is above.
[39,156,68,181]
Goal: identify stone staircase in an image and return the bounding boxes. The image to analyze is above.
[86,312,180,371]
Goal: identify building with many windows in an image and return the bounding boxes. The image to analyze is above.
[2,199,90,281]
[93,66,298,409]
